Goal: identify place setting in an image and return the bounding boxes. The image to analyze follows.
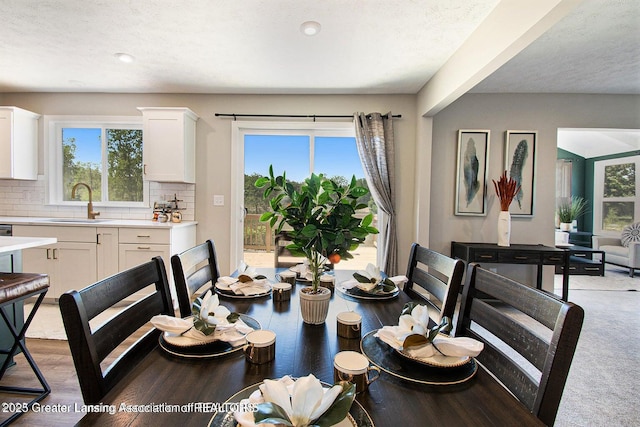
[215,261,273,299]
[360,302,483,385]
[208,373,375,427]
[151,290,261,358]
[336,264,405,300]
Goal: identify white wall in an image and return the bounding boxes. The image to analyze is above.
[0,92,417,275]
[427,93,640,288]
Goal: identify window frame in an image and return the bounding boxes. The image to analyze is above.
[45,115,149,208]
[230,120,381,270]
[593,155,639,235]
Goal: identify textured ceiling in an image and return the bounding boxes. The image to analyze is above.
[1,0,638,95]
[0,0,499,94]
[471,0,640,94]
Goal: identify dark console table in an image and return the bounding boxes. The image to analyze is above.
[555,244,605,276]
[451,242,570,301]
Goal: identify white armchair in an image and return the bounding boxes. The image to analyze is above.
[593,231,640,278]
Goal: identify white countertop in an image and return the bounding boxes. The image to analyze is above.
[0,236,57,254]
[0,217,197,229]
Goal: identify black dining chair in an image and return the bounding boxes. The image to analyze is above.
[274,231,305,269]
[404,243,465,326]
[456,263,584,426]
[59,256,173,405]
[171,239,221,318]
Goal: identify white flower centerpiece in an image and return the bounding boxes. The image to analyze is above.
[234,374,356,427]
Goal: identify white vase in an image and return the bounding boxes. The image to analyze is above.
[559,222,572,232]
[299,286,331,324]
[497,210,511,247]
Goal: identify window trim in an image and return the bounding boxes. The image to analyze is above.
[593,155,639,235]
[230,120,360,269]
[45,115,149,208]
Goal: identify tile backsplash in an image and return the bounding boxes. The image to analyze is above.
[0,177,195,221]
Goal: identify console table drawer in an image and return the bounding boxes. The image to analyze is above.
[498,252,540,263]
[543,253,566,265]
[471,250,497,262]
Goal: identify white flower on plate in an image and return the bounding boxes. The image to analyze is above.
[398,304,430,336]
[354,263,383,291]
[198,291,231,325]
[261,374,343,427]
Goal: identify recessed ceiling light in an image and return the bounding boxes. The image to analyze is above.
[114,52,135,63]
[300,21,321,36]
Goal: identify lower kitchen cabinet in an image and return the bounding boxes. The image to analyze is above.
[13,222,196,307]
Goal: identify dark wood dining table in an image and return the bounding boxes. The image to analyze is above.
[78,268,543,426]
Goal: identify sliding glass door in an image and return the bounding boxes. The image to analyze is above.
[232,121,377,270]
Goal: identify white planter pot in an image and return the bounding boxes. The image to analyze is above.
[497,211,511,247]
[299,286,331,325]
[559,222,572,232]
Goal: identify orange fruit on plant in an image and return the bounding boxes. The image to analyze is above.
[328,253,341,264]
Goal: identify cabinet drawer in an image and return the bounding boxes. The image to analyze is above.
[543,253,566,265]
[13,225,96,242]
[118,228,170,244]
[471,250,497,262]
[498,252,540,263]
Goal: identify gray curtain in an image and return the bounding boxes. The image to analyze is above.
[353,112,398,275]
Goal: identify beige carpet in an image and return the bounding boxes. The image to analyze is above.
[24,302,124,340]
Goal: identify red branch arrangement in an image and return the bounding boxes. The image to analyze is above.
[492,171,521,211]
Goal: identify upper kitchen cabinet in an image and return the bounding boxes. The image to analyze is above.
[0,106,40,180]
[138,107,199,183]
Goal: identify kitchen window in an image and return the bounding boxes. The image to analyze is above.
[46,116,149,207]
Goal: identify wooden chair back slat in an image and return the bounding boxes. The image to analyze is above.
[59,257,173,405]
[470,299,550,370]
[456,263,584,426]
[404,243,464,324]
[171,240,220,318]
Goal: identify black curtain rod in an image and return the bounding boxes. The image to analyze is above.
[215,113,401,121]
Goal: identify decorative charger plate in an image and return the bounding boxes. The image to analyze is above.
[207,380,374,427]
[395,346,470,368]
[158,314,261,359]
[336,283,399,300]
[214,281,272,299]
[360,330,477,385]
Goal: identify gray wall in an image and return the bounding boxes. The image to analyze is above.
[430,93,640,287]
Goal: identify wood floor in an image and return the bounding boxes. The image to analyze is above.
[0,339,83,426]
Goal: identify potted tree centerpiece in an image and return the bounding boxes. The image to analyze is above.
[256,166,378,324]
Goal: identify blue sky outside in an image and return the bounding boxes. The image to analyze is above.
[244,134,364,182]
[62,128,102,167]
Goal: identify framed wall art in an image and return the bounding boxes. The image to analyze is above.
[455,130,490,216]
[504,130,537,216]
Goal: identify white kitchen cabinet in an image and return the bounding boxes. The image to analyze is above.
[12,221,196,307]
[15,226,98,298]
[0,106,40,180]
[97,227,119,280]
[138,107,198,183]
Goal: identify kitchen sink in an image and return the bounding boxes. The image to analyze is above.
[37,218,111,224]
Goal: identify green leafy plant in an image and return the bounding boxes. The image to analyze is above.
[557,196,588,223]
[255,166,378,292]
